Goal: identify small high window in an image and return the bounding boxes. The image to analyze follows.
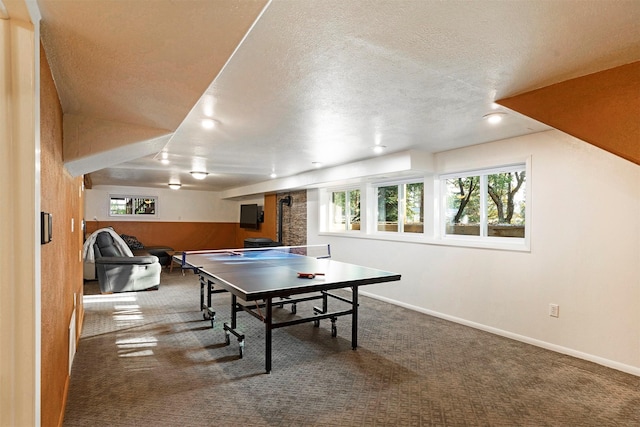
[442,165,525,239]
[109,195,157,216]
[376,180,424,233]
[330,189,361,231]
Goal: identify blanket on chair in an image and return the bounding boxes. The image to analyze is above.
[83,228,133,264]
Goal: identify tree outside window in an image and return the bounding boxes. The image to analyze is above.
[330,189,360,231]
[377,181,424,233]
[445,177,480,235]
[109,196,157,216]
[377,185,399,231]
[405,182,424,233]
[444,168,525,238]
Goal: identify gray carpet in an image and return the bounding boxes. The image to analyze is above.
[64,270,640,426]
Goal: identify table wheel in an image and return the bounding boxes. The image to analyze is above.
[238,339,245,358]
[203,308,215,328]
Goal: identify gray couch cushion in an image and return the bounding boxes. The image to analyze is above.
[92,231,161,293]
[94,232,124,257]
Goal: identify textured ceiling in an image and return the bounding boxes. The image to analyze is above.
[37,0,640,191]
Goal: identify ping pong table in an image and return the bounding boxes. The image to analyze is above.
[179,244,401,373]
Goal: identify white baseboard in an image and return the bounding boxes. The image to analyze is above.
[360,290,640,377]
[68,303,76,374]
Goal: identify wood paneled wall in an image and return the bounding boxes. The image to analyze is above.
[86,221,239,250]
[40,44,85,427]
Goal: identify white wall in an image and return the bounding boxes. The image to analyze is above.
[308,130,640,375]
[85,185,263,223]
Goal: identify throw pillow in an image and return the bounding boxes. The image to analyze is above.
[120,234,144,250]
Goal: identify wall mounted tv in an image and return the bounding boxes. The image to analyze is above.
[240,204,263,229]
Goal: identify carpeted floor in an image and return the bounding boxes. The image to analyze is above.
[64,269,640,426]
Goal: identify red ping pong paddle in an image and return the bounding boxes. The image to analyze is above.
[297,272,325,279]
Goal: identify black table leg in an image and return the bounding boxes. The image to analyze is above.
[199,276,205,311]
[352,285,358,349]
[231,294,237,329]
[265,297,273,374]
[207,279,213,311]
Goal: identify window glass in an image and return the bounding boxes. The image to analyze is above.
[445,177,480,236]
[375,181,423,233]
[348,190,361,230]
[330,191,346,231]
[405,182,424,233]
[487,171,526,238]
[444,167,526,239]
[330,189,361,231]
[377,185,399,232]
[109,196,157,216]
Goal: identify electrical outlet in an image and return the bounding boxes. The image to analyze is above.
[549,303,559,318]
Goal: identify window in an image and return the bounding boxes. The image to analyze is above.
[443,165,525,239]
[329,189,361,231]
[109,195,157,216]
[376,180,424,233]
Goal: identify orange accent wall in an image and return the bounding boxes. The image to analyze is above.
[235,194,278,246]
[498,61,640,165]
[40,44,85,427]
[86,221,238,250]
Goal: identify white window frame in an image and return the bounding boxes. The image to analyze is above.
[316,159,529,253]
[372,177,425,235]
[439,162,529,249]
[330,188,361,232]
[323,186,363,233]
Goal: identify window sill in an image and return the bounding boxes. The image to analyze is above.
[318,231,530,252]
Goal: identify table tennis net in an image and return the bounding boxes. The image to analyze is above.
[183,244,331,262]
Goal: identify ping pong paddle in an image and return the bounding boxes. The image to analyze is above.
[297,272,325,279]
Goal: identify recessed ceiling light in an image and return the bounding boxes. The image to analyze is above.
[484,112,506,124]
[190,171,209,180]
[158,151,169,164]
[373,145,386,154]
[168,183,181,190]
[312,162,323,168]
[201,118,216,130]
[270,172,277,179]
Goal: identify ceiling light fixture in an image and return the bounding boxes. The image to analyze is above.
[190,171,209,180]
[270,172,277,179]
[158,151,170,164]
[373,145,386,154]
[201,118,216,130]
[484,112,506,124]
[168,183,181,190]
[312,162,323,168]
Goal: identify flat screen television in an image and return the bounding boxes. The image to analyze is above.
[240,203,261,229]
